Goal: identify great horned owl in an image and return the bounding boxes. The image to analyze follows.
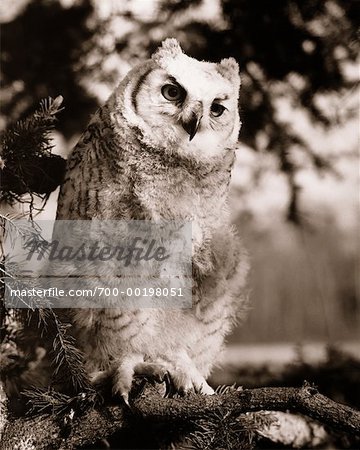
[56,39,249,400]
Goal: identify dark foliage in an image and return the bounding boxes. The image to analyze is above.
[23,387,98,417]
[1,0,98,138]
[0,96,66,210]
[0,219,93,409]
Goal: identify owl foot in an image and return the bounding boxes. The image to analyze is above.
[164,367,214,397]
[91,357,214,406]
[134,362,172,398]
[134,362,169,383]
[133,360,214,397]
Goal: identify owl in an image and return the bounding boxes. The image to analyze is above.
[56,38,249,401]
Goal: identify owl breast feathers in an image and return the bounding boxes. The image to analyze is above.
[56,38,249,399]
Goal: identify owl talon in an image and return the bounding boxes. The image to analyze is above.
[121,392,130,408]
[164,372,175,398]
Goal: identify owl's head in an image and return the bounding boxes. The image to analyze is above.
[119,38,241,160]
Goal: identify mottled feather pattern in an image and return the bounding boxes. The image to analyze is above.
[56,38,249,397]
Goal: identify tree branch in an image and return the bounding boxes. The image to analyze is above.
[132,383,360,435]
[1,384,359,450]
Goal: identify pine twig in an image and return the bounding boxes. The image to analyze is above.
[49,311,93,392]
[0,96,66,212]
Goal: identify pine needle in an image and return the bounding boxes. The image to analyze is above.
[23,387,98,417]
[0,96,66,214]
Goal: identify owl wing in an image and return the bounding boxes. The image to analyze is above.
[56,103,134,220]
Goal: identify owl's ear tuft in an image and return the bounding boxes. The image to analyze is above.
[152,38,183,63]
[218,57,240,83]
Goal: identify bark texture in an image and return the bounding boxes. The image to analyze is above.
[1,383,359,449]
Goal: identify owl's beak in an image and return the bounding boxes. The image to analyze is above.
[181,113,202,141]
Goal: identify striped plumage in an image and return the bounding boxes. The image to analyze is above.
[56,39,249,398]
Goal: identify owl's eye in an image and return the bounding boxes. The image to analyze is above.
[210,103,226,117]
[161,84,184,101]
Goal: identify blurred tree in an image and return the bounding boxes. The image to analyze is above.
[0,96,66,212]
[0,0,97,138]
[1,0,358,220]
